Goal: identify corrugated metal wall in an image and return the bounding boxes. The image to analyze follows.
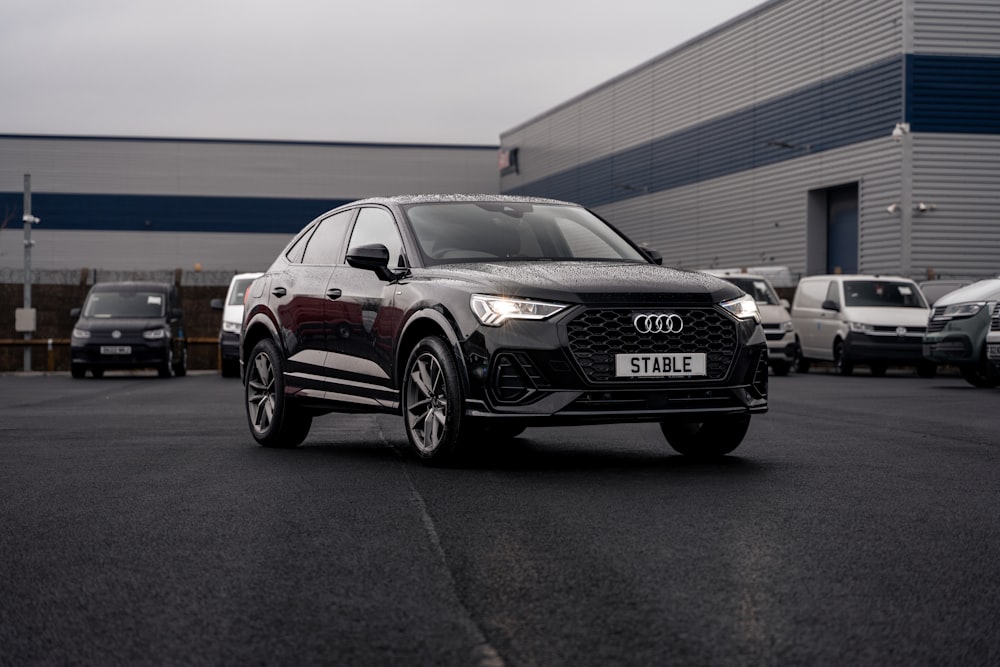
[500,0,1000,280]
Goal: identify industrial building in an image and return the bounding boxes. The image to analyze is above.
[0,135,498,274]
[500,0,1000,282]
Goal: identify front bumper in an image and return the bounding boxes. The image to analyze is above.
[458,304,768,423]
[71,340,171,369]
[219,331,241,361]
[843,331,925,364]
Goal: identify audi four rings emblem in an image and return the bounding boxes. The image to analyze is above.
[633,313,684,334]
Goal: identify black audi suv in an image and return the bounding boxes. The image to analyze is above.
[241,195,767,461]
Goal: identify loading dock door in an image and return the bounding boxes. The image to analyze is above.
[826,184,858,274]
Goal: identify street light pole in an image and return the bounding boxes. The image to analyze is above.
[22,174,39,372]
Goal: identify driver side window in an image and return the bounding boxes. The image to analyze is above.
[348,207,406,268]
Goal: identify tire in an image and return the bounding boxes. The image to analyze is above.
[245,338,312,448]
[221,358,240,378]
[71,364,87,379]
[661,415,751,458]
[770,360,791,376]
[158,349,174,378]
[173,346,187,377]
[917,362,938,379]
[796,356,811,374]
[402,336,465,462]
[960,355,999,388]
[834,339,853,376]
[870,363,887,377]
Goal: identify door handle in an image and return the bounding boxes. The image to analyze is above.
[326,288,342,300]
[271,286,287,298]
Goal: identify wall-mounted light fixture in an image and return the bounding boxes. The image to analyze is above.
[886,203,900,215]
[891,122,911,142]
[914,202,936,213]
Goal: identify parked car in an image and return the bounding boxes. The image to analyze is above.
[240,194,768,461]
[986,302,1000,372]
[211,272,263,377]
[70,281,187,378]
[918,279,972,306]
[790,274,934,377]
[923,278,1000,387]
[707,271,799,375]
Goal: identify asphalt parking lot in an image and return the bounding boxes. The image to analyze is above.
[1,369,998,666]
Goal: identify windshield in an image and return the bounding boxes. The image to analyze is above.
[403,202,647,265]
[843,280,927,308]
[83,289,167,318]
[228,278,256,306]
[723,277,780,305]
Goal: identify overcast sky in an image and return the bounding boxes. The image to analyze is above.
[1,0,762,145]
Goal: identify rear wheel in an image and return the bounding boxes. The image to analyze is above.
[796,356,811,374]
[91,367,105,379]
[71,364,87,379]
[158,349,174,378]
[660,415,751,458]
[870,363,887,377]
[402,337,465,463]
[245,338,312,447]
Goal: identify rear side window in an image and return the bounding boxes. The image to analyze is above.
[302,210,355,265]
[794,280,830,309]
[844,280,926,308]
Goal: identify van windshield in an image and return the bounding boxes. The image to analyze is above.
[84,290,167,318]
[843,280,926,308]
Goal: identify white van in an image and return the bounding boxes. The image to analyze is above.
[211,272,263,377]
[790,274,935,377]
[707,271,800,375]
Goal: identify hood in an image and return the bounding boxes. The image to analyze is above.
[933,279,1000,307]
[757,303,792,324]
[413,261,741,304]
[75,317,165,332]
[841,306,929,327]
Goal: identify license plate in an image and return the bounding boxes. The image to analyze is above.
[100,345,131,355]
[988,343,1000,360]
[615,353,707,377]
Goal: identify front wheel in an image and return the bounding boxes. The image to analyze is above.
[660,415,751,458]
[402,337,465,463]
[834,339,853,376]
[245,338,312,448]
[960,353,998,388]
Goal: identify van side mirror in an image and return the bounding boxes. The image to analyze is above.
[639,245,663,265]
[780,298,791,310]
[210,298,224,311]
[347,244,396,281]
[821,300,841,312]
[170,308,183,322]
[70,307,81,318]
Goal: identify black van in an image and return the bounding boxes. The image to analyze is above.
[70,281,187,378]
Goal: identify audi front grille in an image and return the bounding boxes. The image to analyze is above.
[565,308,738,382]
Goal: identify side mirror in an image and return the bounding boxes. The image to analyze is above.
[210,298,224,311]
[70,307,81,318]
[170,308,183,322]
[780,298,791,310]
[821,300,841,312]
[639,245,663,265]
[347,243,396,281]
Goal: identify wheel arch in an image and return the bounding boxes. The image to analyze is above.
[395,309,468,392]
[241,313,281,371]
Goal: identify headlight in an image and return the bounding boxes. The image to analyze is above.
[720,294,760,322]
[222,320,241,334]
[942,302,985,318]
[143,328,168,340]
[781,320,795,332]
[849,321,874,333]
[71,328,90,339]
[470,294,568,326]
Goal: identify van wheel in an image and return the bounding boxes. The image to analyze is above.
[834,340,853,376]
[796,357,811,373]
[960,354,999,388]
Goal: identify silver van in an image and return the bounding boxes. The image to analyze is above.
[790,275,935,377]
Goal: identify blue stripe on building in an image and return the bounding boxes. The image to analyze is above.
[504,54,1000,209]
[0,192,350,234]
